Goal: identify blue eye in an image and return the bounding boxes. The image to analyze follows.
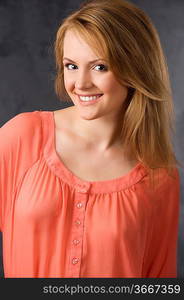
[94,64,108,71]
[64,63,108,72]
[64,63,77,70]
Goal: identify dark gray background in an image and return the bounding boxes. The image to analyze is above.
[0,0,183,278]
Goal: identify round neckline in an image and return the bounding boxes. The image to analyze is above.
[42,110,148,193]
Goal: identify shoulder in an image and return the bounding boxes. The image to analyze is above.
[0,110,43,154]
[148,167,180,213]
[142,166,180,190]
[154,167,180,191]
[139,166,180,207]
[1,110,42,136]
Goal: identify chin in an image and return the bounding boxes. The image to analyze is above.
[74,102,104,119]
[78,111,102,121]
[79,113,95,120]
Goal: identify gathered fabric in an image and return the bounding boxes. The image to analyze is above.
[0,110,180,278]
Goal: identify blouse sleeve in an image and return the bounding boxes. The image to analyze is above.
[0,111,42,232]
[142,168,180,278]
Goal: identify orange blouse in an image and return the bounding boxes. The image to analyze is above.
[0,110,180,278]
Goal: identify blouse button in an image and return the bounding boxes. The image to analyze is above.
[78,188,87,193]
[72,257,79,264]
[75,219,81,226]
[76,202,83,208]
[76,184,89,193]
[73,239,80,245]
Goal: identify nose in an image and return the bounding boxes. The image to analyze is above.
[75,69,93,89]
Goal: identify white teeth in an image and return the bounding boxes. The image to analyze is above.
[79,95,102,101]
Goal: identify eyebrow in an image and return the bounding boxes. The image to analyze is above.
[63,57,106,64]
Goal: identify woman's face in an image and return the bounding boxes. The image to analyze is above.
[63,30,128,120]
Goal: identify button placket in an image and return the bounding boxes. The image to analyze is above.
[68,183,89,277]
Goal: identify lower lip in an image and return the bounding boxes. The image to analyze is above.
[78,95,103,106]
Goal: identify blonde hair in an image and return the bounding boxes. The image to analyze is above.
[54,0,181,184]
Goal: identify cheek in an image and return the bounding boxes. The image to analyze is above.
[109,82,129,104]
[95,78,113,94]
[118,86,128,99]
[104,79,128,99]
[64,75,73,91]
[100,74,123,94]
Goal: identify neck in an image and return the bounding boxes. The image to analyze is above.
[71,106,124,153]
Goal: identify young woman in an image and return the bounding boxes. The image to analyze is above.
[0,0,180,277]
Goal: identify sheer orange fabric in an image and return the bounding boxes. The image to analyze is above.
[0,111,180,277]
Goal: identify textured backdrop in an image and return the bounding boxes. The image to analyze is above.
[0,0,183,278]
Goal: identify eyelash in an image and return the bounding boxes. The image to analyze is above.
[63,63,108,72]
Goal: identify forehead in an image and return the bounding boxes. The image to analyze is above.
[63,29,105,59]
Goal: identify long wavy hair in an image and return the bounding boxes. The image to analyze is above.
[54,0,180,184]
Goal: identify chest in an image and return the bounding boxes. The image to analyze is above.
[55,127,136,182]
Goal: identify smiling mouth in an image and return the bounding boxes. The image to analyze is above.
[77,93,103,97]
[78,94,103,101]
